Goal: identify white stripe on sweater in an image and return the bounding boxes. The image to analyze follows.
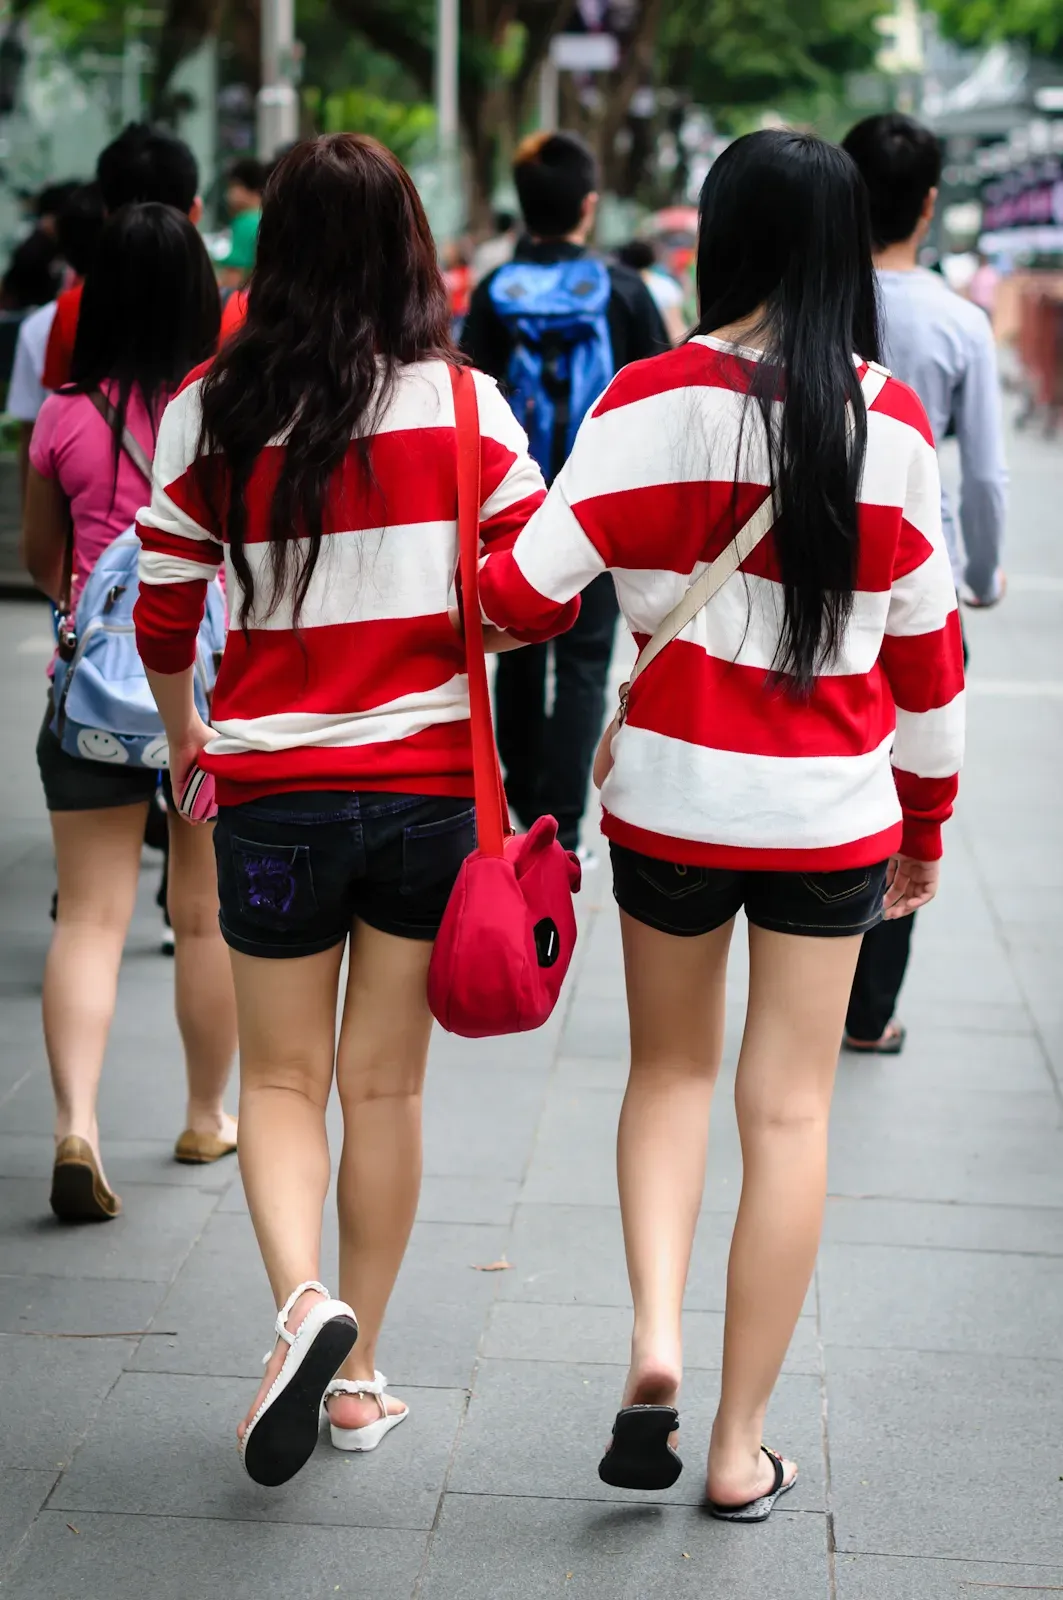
[601,726,902,852]
[208,675,470,754]
[893,695,966,778]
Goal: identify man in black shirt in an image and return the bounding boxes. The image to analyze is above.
[462,132,667,859]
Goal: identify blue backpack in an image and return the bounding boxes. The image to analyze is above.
[50,526,225,768]
[488,257,614,482]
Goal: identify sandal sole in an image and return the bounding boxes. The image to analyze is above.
[242,1314,359,1488]
[598,1406,682,1491]
[50,1160,121,1222]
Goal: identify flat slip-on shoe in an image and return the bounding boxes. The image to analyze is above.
[50,1137,121,1222]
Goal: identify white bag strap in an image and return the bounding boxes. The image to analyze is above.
[626,361,890,693]
[88,389,155,485]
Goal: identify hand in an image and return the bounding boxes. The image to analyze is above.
[447,605,523,654]
[167,713,213,800]
[962,569,1006,609]
[883,854,940,919]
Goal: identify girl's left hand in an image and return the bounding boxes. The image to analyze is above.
[168,714,213,799]
[447,605,523,654]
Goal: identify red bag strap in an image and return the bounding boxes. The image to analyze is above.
[450,364,510,858]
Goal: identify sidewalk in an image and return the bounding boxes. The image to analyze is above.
[1,412,1061,1599]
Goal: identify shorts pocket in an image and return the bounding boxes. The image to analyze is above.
[634,859,709,902]
[799,869,872,906]
[400,806,476,898]
[231,835,318,929]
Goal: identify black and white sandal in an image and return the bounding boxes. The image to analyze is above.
[598,1405,683,1491]
[706,1446,797,1523]
[239,1279,358,1488]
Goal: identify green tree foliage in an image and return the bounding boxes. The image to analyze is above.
[302,85,435,163]
[659,0,890,117]
[926,0,1063,57]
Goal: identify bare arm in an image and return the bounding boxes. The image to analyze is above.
[21,466,70,602]
[143,665,212,796]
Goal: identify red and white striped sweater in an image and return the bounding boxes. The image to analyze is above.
[134,360,552,805]
[478,335,965,868]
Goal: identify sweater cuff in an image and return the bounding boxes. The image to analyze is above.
[900,816,943,862]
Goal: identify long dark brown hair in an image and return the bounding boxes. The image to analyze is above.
[694,131,882,691]
[198,134,456,626]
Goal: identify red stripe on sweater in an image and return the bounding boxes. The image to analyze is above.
[868,375,935,448]
[202,720,477,804]
[136,521,223,568]
[879,610,965,712]
[891,516,936,581]
[625,644,896,758]
[602,812,903,872]
[135,579,207,673]
[478,549,582,642]
[893,769,957,860]
[592,342,769,417]
[212,614,466,718]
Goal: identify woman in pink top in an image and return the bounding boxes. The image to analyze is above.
[21,203,239,1223]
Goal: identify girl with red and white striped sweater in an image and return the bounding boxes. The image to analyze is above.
[479,131,964,1517]
[135,136,548,1488]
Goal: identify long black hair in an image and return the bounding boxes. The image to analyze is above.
[694,130,881,690]
[69,202,220,496]
[198,133,456,627]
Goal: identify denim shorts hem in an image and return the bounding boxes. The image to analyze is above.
[354,908,440,943]
[747,907,885,939]
[217,918,349,961]
[611,885,737,938]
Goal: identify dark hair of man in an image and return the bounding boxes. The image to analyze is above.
[2,229,60,309]
[199,134,456,629]
[492,209,516,234]
[228,157,267,194]
[56,183,106,279]
[842,113,943,250]
[513,131,597,239]
[36,181,81,222]
[69,202,220,499]
[616,239,655,272]
[694,129,882,692]
[96,122,199,215]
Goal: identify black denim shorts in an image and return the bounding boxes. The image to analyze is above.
[611,844,888,940]
[37,704,171,813]
[213,790,477,959]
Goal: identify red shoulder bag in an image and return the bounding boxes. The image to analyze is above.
[427,366,582,1037]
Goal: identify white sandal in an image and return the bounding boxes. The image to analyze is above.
[325,1371,408,1453]
[240,1279,359,1488]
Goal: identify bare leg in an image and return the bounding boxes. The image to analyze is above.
[706,923,863,1506]
[166,809,238,1140]
[329,920,435,1430]
[229,943,345,1439]
[43,804,149,1173]
[616,912,734,1415]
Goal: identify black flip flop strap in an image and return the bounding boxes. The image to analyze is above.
[761,1446,785,1496]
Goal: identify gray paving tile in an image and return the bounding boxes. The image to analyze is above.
[0,1334,135,1470]
[416,1174,521,1226]
[3,1512,427,1600]
[420,1493,829,1600]
[560,996,632,1059]
[830,1078,1060,1132]
[51,1371,465,1530]
[834,1553,1063,1599]
[0,1470,55,1564]
[448,1359,825,1511]
[822,1197,1063,1254]
[0,1177,218,1283]
[835,1028,1055,1094]
[483,1301,820,1375]
[828,1347,1063,1563]
[819,1243,1063,1359]
[826,1119,1063,1207]
[422,1064,547,1180]
[0,1274,164,1335]
[0,1132,234,1190]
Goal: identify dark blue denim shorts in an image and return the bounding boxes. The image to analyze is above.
[213,791,477,959]
[611,844,888,939]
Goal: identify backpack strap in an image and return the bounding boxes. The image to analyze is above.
[627,360,891,695]
[87,389,154,484]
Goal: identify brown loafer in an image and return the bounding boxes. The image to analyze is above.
[174,1127,238,1165]
[50,1137,122,1222]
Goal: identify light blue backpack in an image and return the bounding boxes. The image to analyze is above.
[50,525,225,768]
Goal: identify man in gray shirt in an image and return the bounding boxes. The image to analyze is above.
[841,112,1007,1051]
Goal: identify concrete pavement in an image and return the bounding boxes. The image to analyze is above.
[1,411,1061,1597]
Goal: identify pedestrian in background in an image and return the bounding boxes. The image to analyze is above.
[41,122,203,393]
[22,203,236,1222]
[462,131,667,862]
[135,134,548,1488]
[218,156,266,291]
[842,112,1006,1054]
[478,130,965,1518]
[616,238,688,345]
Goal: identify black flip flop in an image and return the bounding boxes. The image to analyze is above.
[843,1023,906,1056]
[706,1446,796,1523]
[598,1405,682,1491]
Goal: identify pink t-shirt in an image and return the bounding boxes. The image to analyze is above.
[30,384,156,607]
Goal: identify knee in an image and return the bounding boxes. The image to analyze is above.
[167,892,220,941]
[338,1063,424,1111]
[736,1091,829,1140]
